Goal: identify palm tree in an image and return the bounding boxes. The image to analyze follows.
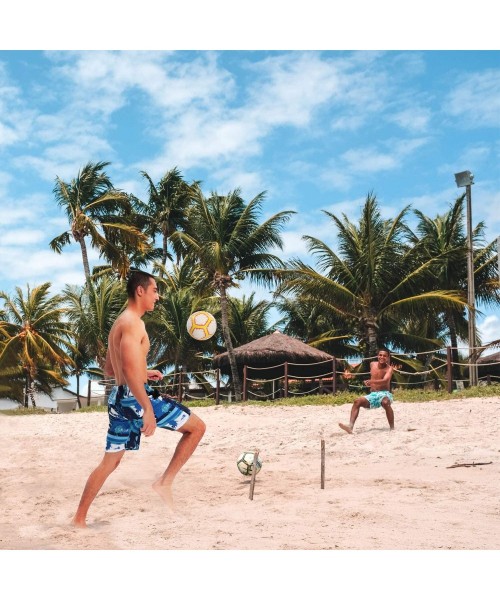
[274,292,354,358]
[0,364,26,404]
[0,283,74,407]
[171,187,295,401]
[62,280,117,405]
[275,193,467,359]
[50,161,150,282]
[226,293,276,347]
[413,195,500,377]
[141,167,196,270]
[62,277,127,376]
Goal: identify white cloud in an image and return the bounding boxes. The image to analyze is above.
[319,136,429,190]
[115,177,148,199]
[477,314,500,350]
[138,52,394,179]
[445,69,500,128]
[389,107,431,133]
[319,167,353,192]
[279,230,311,261]
[51,51,233,115]
[407,189,446,212]
[475,188,500,234]
[0,64,35,148]
[1,229,46,246]
[0,121,21,146]
[245,52,343,128]
[15,151,109,184]
[207,168,265,200]
[331,114,365,132]
[0,247,83,288]
[341,148,397,173]
[0,194,51,225]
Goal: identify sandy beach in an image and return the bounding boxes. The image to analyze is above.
[1,395,498,552]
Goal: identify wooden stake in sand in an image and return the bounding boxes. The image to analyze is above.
[446,461,492,469]
[321,439,325,489]
[249,449,260,500]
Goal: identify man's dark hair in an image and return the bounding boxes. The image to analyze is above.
[126,269,155,298]
[378,347,391,356]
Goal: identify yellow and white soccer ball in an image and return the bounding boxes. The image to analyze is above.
[186,310,217,341]
[236,451,263,476]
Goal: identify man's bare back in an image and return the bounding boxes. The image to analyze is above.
[106,309,150,387]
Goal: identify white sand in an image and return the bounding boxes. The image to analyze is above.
[1,396,498,551]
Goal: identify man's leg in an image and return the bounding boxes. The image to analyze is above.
[381,397,395,430]
[72,450,125,528]
[339,397,370,433]
[153,413,206,508]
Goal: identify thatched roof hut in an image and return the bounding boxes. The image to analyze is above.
[213,330,338,379]
[477,351,500,380]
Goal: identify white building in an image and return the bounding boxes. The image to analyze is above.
[0,381,107,412]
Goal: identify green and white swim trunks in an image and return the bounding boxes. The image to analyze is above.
[365,390,393,409]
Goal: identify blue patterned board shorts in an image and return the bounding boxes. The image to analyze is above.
[365,390,393,409]
[106,385,191,452]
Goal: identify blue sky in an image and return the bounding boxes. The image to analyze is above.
[1,47,499,348]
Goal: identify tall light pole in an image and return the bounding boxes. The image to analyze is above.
[454,170,477,387]
[497,236,500,283]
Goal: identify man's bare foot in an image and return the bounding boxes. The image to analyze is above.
[71,517,87,529]
[152,480,175,511]
[339,423,353,434]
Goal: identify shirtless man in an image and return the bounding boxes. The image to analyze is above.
[338,348,395,434]
[71,270,206,528]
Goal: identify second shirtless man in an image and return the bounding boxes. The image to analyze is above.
[339,348,395,434]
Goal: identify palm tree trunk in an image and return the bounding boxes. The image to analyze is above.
[359,308,379,358]
[24,373,37,408]
[366,319,379,357]
[30,386,36,408]
[23,376,29,408]
[161,230,169,268]
[79,237,91,282]
[25,374,36,408]
[75,374,82,409]
[446,311,461,380]
[219,287,242,401]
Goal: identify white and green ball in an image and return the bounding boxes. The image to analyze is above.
[236,451,263,476]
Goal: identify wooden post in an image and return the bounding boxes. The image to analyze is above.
[332,358,337,394]
[249,449,260,500]
[284,362,289,398]
[87,379,91,407]
[447,346,452,394]
[177,369,183,402]
[320,439,325,489]
[215,368,220,405]
[243,365,247,401]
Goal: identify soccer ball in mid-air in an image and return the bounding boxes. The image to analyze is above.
[186,311,217,341]
[236,451,263,476]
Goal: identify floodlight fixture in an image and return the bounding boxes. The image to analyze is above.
[454,170,474,188]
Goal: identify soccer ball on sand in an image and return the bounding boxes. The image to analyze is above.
[236,451,263,476]
[186,311,217,341]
